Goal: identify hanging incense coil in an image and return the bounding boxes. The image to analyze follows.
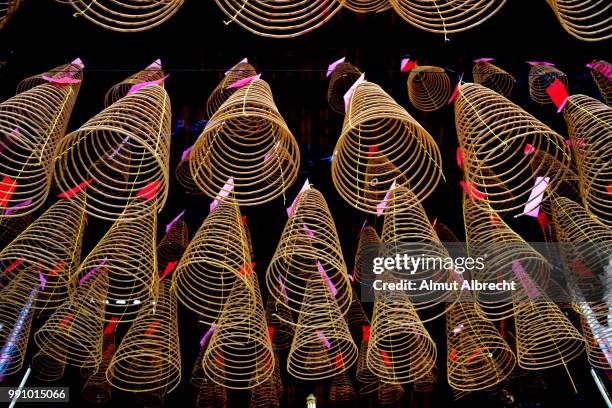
[0,0,21,29]
[173,195,251,323]
[562,94,612,227]
[67,0,185,32]
[0,196,86,311]
[107,281,181,393]
[366,272,437,384]
[0,62,82,217]
[81,334,115,404]
[345,287,369,341]
[287,276,358,381]
[105,60,166,107]
[175,154,204,195]
[388,0,507,36]
[454,82,570,215]
[343,0,390,13]
[434,222,461,243]
[528,64,569,105]
[206,61,257,118]
[32,345,66,381]
[202,272,275,390]
[352,225,380,284]
[545,0,612,42]
[34,264,108,369]
[587,60,612,105]
[265,296,295,351]
[446,301,516,391]
[213,0,343,38]
[407,66,452,112]
[157,219,189,272]
[327,62,363,115]
[0,210,31,250]
[266,187,352,321]
[332,80,442,214]
[329,370,357,403]
[472,61,515,97]
[414,367,437,392]
[16,60,84,93]
[249,374,280,408]
[195,379,228,408]
[356,340,379,395]
[53,84,171,222]
[377,382,404,405]
[190,79,300,206]
[74,198,158,322]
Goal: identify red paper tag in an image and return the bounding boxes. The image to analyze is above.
[6,258,24,273]
[48,261,65,277]
[546,78,569,112]
[381,350,391,367]
[571,259,593,277]
[238,262,256,277]
[401,59,417,72]
[103,343,115,359]
[607,183,612,196]
[362,325,371,342]
[448,82,461,104]
[449,348,457,361]
[58,178,93,198]
[0,176,16,208]
[368,145,378,157]
[144,320,160,336]
[537,212,550,229]
[137,181,161,200]
[335,352,344,368]
[267,326,274,341]
[242,215,247,225]
[523,144,535,155]
[160,261,178,280]
[59,313,74,328]
[104,317,120,335]
[460,181,486,200]
[456,147,463,169]
[466,348,483,363]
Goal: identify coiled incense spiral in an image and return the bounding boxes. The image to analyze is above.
[345,287,369,340]
[206,61,257,118]
[81,334,115,404]
[0,0,21,29]
[562,94,612,227]
[0,62,82,217]
[32,344,66,381]
[16,60,83,93]
[107,281,181,393]
[327,62,363,115]
[175,153,204,196]
[332,80,442,214]
[377,382,404,405]
[104,59,166,106]
[249,374,280,408]
[190,79,300,206]
[356,334,379,395]
[265,296,295,351]
[329,370,357,403]
[352,225,380,284]
[68,0,185,32]
[407,66,452,112]
[343,0,390,13]
[545,0,612,42]
[587,60,612,105]
[434,222,461,243]
[157,219,189,272]
[472,60,515,97]
[195,380,228,408]
[454,82,570,215]
[528,64,569,105]
[414,367,437,392]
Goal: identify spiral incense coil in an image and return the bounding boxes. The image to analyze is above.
[588,61,612,105]
[345,287,369,340]
[329,370,357,403]
[414,367,437,392]
[0,196,86,310]
[196,380,228,408]
[332,80,442,214]
[32,345,66,381]
[266,187,351,322]
[287,276,358,381]
[81,334,115,404]
[202,272,275,390]
[68,0,185,32]
[265,296,295,351]
[407,66,452,112]
[157,219,189,272]
[528,64,569,105]
[249,374,280,408]
[343,0,390,13]
[206,61,257,119]
[545,0,612,42]
[105,60,166,107]
[16,61,84,93]
[472,61,515,97]
[327,62,363,115]
[562,94,612,227]
[190,79,300,206]
[0,0,21,29]
[388,0,507,36]
[175,156,205,195]
[0,63,82,217]
[446,301,515,391]
[0,269,39,377]
[213,0,343,38]
[356,326,378,394]
[0,210,31,250]
[107,281,181,393]
[173,196,251,323]
[53,84,171,222]
[377,382,404,405]
[454,82,570,215]
[434,222,460,243]
[34,263,108,369]
[352,225,380,284]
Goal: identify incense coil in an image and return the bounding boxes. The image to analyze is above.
[34,263,108,369]
[528,64,569,105]
[529,150,580,217]
[287,276,358,381]
[266,187,352,322]
[329,370,357,403]
[213,0,343,38]
[0,0,21,29]
[0,62,82,217]
[343,0,390,13]
[434,222,461,243]
[173,196,251,323]
[388,0,507,35]
[545,0,612,42]
[105,60,166,107]
[414,367,437,392]
[356,342,379,395]
[107,281,181,393]
[74,198,158,322]
[407,66,452,112]
[562,94,612,227]
[345,287,369,341]
[195,380,228,408]
[446,301,516,391]
[332,80,442,214]
[67,0,185,32]
[202,273,275,390]
[454,82,570,215]
[0,269,39,377]
[377,382,404,405]
[352,225,380,284]
[0,210,31,250]
[81,334,115,404]
[53,84,171,222]
[265,296,295,351]
[175,155,204,195]
[366,272,437,384]
[190,79,300,206]
[32,345,66,381]
[327,62,363,115]
[206,61,257,118]
[472,61,515,97]
[157,219,189,272]
[587,60,612,105]
[0,196,86,311]
[249,375,280,408]
[16,61,83,93]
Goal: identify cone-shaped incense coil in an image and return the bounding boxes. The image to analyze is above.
[206,61,257,118]
[407,66,452,112]
[176,154,204,195]
[332,80,442,214]
[195,379,228,408]
[352,225,380,284]
[287,276,358,380]
[563,94,612,227]
[327,62,363,115]
[157,219,189,272]
[356,336,379,395]
[0,0,21,29]
[414,366,437,392]
[107,281,181,393]
[249,374,280,408]
[16,61,83,93]
[329,369,357,403]
[377,382,404,405]
[266,187,351,321]
[587,61,612,105]
[54,84,171,221]
[265,296,295,351]
[528,64,569,105]
[0,210,31,250]
[105,60,166,106]
[190,79,300,205]
[434,222,461,244]
[32,343,66,382]
[0,62,82,216]
[345,287,369,340]
[446,301,516,391]
[472,61,515,97]
[81,334,115,404]
[454,82,570,215]
[545,0,612,42]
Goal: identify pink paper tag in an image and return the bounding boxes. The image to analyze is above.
[448,74,463,104]
[279,275,289,304]
[200,324,216,347]
[512,260,540,300]
[473,57,495,63]
[527,61,555,67]
[79,258,107,286]
[317,261,337,298]
[71,58,85,70]
[523,144,535,155]
[344,73,365,112]
[523,176,549,217]
[181,145,194,161]
[225,58,248,76]
[400,58,417,72]
[210,177,234,212]
[127,74,169,95]
[376,180,396,216]
[226,73,260,89]
[303,223,314,237]
[286,179,310,217]
[326,57,345,77]
[165,210,185,233]
[264,141,280,162]
[316,329,331,349]
[4,199,32,215]
[147,59,162,70]
[42,76,81,85]
[452,324,464,334]
[108,136,130,159]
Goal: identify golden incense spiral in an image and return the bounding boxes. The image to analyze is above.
[472,60,515,97]
[528,64,569,105]
[545,0,612,42]
[407,66,452,112]
[206,61,257,118]
[104,59,166,107]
